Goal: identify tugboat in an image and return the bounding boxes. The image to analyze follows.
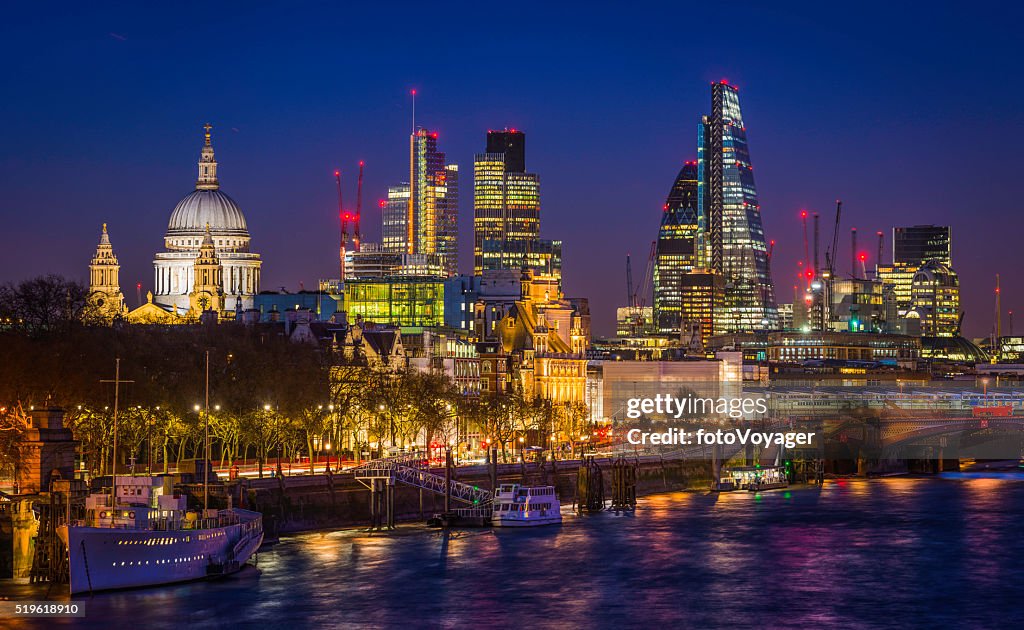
[491,484,561,527]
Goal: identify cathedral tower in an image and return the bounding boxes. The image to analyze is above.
[188,224,225,316]
[88,223,126,319]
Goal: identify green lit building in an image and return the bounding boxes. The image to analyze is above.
[345,277,446,327]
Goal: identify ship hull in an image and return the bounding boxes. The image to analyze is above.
[63,510,263,595]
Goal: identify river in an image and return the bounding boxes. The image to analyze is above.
[6,475,1024,628]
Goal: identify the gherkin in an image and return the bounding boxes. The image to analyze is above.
[653,161,700,335]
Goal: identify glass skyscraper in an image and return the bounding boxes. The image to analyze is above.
[653,161,700,335]
[894,225,951,266]
[382,183,411,254]
[698,81,777,331]
[408,129,458,276]
[473,129,550,276]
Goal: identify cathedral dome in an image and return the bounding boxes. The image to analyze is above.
[165,123,250,238]
[167,189,248,236]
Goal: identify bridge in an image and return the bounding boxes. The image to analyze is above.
[350,452,493,529]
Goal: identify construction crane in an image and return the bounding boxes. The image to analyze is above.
[335,169,346,284]
[624,242,656,335]
[800,211,809,276]
[638,240,656,313]
[625,253,634,313]
[824,200,842,277]
[355,161,364,252]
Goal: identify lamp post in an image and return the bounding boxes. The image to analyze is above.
[325,442,332,473]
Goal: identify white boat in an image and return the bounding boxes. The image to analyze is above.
[57,475,263,595]
[721,465,789,492]
[491,484,561,527]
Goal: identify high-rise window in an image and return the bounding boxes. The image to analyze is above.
[698,81,777,331]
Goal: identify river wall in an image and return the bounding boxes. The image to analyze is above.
[186,458,716,536]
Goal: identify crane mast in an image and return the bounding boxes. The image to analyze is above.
[335,170,346,285]
[355,161,364,252]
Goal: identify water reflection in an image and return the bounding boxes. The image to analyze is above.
[6,478,1024,628]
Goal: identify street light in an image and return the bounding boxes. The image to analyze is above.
[324,442,332,473]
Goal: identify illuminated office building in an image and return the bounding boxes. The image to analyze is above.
[345,277,446,328]
[473,129,549,276]
[878,224,953,318]
[698,81,777,331]
[653,161,700,335]
[908,260,960,337]
[679,271,725,341]
[894,225,951,266]
[406,129,458,276]
[382,184,411,254]
[344,243,402,279]
[829,278,884,333]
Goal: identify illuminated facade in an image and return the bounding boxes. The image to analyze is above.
[409,129,458,276]
[88,224,126,319]
[153,125,262,313]
[877,262,918,317]
[345,277,446,328]
[698,81,777,331]
[679,271,725,341]
[767,331,920,363]
[829,278,884,332]
[616,306,654,337]
[894,225,951,266]
[473,130,551,276]
[187,225,225,316]
[381,184,411,254]
[344,243,402,279]
[653,161,700,335]
[485,270,590,405]
[908,260,960,336]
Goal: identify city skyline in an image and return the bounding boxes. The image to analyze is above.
[1,3,1020,337]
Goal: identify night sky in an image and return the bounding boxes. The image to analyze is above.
[2,2,1021,338]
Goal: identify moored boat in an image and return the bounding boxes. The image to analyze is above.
[491,484,561,527]
[721,465,789,492]
[58,475,263,594]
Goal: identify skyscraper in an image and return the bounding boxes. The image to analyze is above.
[894,225,951,266]
[382,183,411,254]
[698,81,777,331]
[473,129,553,276]
[653,161,700,334]
[407,129,458,276]
[878,224,953,319]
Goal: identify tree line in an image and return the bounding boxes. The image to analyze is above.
[0,275,594,480]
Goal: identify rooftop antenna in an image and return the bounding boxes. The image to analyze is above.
[411,89,417,132]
